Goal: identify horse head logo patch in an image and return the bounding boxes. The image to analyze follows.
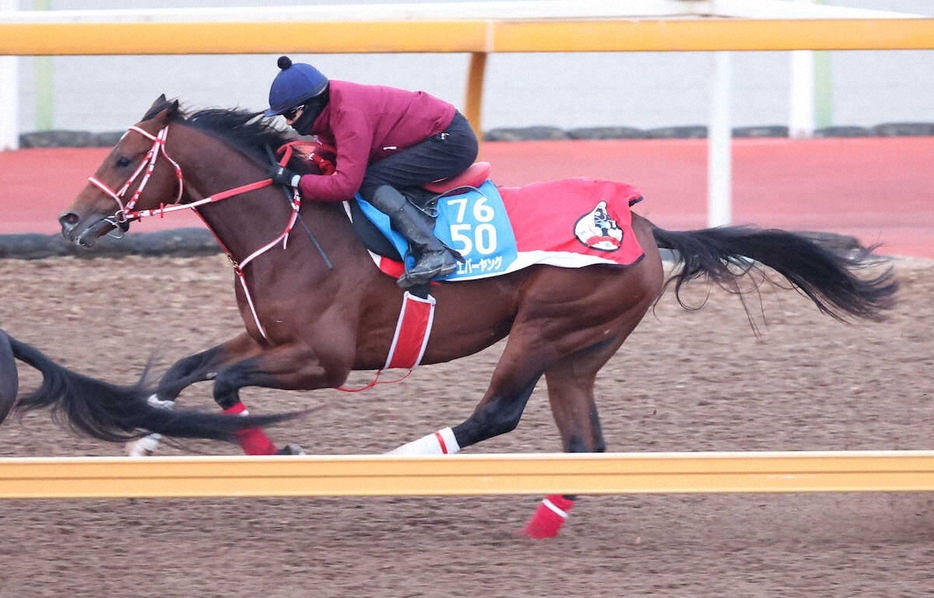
[574,201,623,251]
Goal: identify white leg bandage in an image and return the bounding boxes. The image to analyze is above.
[387,427,460,455]
[125,396,174,457]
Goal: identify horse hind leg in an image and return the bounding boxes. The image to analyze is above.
[387,343,545,456]
[524,294,657,538]
[521,356,607,539]
[389,333,619,538]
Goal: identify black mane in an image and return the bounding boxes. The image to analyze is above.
[184,107,293,162]
[145,98,294,163]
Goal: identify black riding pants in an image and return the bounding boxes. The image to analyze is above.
[358,111,479,203]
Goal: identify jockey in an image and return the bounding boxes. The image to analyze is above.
[265,55,478,288]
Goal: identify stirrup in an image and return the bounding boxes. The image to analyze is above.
[396,266,457,288]
[397,253,459,288]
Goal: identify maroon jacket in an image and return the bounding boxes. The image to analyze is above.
[297,80,456,202]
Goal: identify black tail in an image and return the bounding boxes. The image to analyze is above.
[0,329,299,443]
[650,224,898,322]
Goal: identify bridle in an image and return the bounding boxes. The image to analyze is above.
[88,123,306,342]
[87,125,184,234]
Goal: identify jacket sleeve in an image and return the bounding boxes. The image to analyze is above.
[297,106,372,202]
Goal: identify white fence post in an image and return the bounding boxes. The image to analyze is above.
[708,51,732,228]
[790,49,816,138]
[0,0,19,151]
[789,0,817,138]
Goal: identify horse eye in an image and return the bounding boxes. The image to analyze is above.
[116,156,132,168]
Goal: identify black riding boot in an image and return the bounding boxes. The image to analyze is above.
[370,185,461,288]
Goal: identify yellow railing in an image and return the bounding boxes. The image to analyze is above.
[3,451,934,499]
[3,18,933,54]
[2,17,933,140]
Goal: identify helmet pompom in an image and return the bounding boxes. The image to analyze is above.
[277,56,293,70]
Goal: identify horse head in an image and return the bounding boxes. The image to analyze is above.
[59,95,325,250]
[59,94,184,247]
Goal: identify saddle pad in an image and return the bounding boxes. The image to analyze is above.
[360,177,645,282]
[356,180,518,279]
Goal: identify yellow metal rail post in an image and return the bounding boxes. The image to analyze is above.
[465,51,487,140]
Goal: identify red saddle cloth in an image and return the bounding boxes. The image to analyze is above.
[281,143,645,271]
[373,176,646,280]
[499,177,645,268]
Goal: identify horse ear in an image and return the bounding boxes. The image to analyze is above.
[146,94,167,115]
[142,95,180,124]
[142,94,169,121]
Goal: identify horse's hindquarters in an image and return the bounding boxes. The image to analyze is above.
[0,330,19,423]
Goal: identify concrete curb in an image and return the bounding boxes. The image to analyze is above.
[483,122,934,141]
[0,229,221,260]
[0,229,865,262]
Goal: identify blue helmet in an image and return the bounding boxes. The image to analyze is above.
[264,56,329,117]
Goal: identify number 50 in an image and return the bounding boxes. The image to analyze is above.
[450,223,497,255]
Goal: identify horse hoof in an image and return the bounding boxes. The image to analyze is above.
[277,444,305,455]
[521,520,563,539]
[126,433,163,457]
[521,495,574,539]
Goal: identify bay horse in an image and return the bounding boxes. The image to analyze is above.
[58,96,896,537]
[0,328,295,446]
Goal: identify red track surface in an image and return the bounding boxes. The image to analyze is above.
[2,137,932,257]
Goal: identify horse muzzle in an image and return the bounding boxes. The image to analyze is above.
[58,211,125,247]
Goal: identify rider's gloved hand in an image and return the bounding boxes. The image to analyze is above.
[268,164,302,188]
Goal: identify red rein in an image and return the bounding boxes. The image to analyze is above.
[90,124,300,341]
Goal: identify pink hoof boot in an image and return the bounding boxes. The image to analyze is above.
[522,494,574,539]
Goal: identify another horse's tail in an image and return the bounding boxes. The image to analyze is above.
[0,329,298,444]
[650,224,898,322]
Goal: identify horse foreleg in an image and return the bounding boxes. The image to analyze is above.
[126,346,224,456]
[211,341,348,455]
[127,334,262,456]
[155,344,231,402]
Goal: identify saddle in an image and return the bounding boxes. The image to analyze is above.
[349,162,493,261]
[281,140,490,262]
[283,141,646,281]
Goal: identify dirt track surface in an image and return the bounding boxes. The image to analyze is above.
[1,254,934,597]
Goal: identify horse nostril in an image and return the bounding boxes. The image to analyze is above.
[59,212,79,228]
